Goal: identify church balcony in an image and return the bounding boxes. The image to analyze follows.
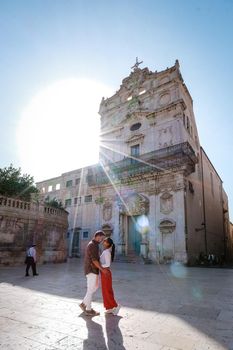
[87,142,198,186]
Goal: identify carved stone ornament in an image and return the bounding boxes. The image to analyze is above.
[159,219,176,234]
[102,223,113,237]
[128,96,140,112]
[103,201,112,221]
[160,192,173,214]
[119,193,149,216]
[158,126,173,148]
[159,91,171,106]
[126,133,145,144]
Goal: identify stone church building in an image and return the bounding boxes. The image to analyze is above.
[37,60,230,264]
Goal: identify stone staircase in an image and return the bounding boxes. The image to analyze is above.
[115,251,152,264]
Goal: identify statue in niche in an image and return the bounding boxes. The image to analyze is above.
[160,192,173,215]
[103,201,112,221]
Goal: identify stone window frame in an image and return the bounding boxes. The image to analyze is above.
[65,198,72,207]
[66,180,73,188]
[130,122,142,132]
[84,195,92,203]
[74,197,82,205]
[130,144,140,157]
[82,230,89,240]
[130,143,140,165]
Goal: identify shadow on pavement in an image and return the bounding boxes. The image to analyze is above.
[78,313,125,350]
[105,315,125,350]
[1,259,233,349]
[80,313,108,350]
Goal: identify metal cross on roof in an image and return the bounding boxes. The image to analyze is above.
[131,57,143,70]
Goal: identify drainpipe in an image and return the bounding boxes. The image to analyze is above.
[183,184,188,260]
[200,148,207,255]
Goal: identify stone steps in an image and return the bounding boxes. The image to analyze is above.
[115,253,144,264]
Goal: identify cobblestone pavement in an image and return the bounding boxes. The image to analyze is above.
[0,260,233,350]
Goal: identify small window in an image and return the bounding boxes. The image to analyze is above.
[83,231,89,239]
[42,187,45,193]
[65,199,72,207]
[183,114,186,126]
[130,144,140,164]
[74,197,81,205]
[131,144,140,157]
[84,195,92,203]
[56,184,60,190]
[130,123,141,131]
[75,178,80,185]
[189,181,194,194]
[66,180,72,188]
[48,185,53,192]
[186,117,190,132]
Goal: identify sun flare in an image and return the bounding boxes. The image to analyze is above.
[17,79,112,181]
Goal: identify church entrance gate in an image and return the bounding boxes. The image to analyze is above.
[128,215,141,255]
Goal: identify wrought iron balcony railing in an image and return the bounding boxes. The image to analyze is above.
[87,142,198,186]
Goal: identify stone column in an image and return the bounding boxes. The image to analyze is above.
[117,213,126,255]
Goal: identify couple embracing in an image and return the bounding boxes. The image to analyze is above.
[79,230,120,316]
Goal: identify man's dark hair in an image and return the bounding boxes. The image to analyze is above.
[94,230,105,238]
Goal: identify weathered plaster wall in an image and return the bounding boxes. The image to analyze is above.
[0,197,68,266]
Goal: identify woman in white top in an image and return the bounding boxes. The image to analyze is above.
[100,237,120,315]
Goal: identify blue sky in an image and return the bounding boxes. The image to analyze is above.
[0,0,232,219]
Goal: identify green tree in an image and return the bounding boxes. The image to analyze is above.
[44,196,64,209]
[0,164,39,201]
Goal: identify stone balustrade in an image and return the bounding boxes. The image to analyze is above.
[0,197,31,210]
[0,196,67,217]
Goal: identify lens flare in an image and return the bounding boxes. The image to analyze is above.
[18,79,112,180]
[136,215,150,235]
[192,286,203,300]
[170,262,188,279]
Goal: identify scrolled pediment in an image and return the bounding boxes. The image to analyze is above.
[159,219,176,233]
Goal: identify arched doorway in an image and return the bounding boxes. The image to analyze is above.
[128,215,141,254]
[118,193,149,255]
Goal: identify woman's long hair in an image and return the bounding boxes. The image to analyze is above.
[105,237,115,262]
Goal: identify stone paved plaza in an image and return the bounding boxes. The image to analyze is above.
[0,260,233,350]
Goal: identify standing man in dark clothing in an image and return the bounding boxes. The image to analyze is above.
[79,230,107,316]
[25,244,39,277]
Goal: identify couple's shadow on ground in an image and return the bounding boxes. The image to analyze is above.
[80,312,126,350]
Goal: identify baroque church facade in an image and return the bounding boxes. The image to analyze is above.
[37,60,230,264]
